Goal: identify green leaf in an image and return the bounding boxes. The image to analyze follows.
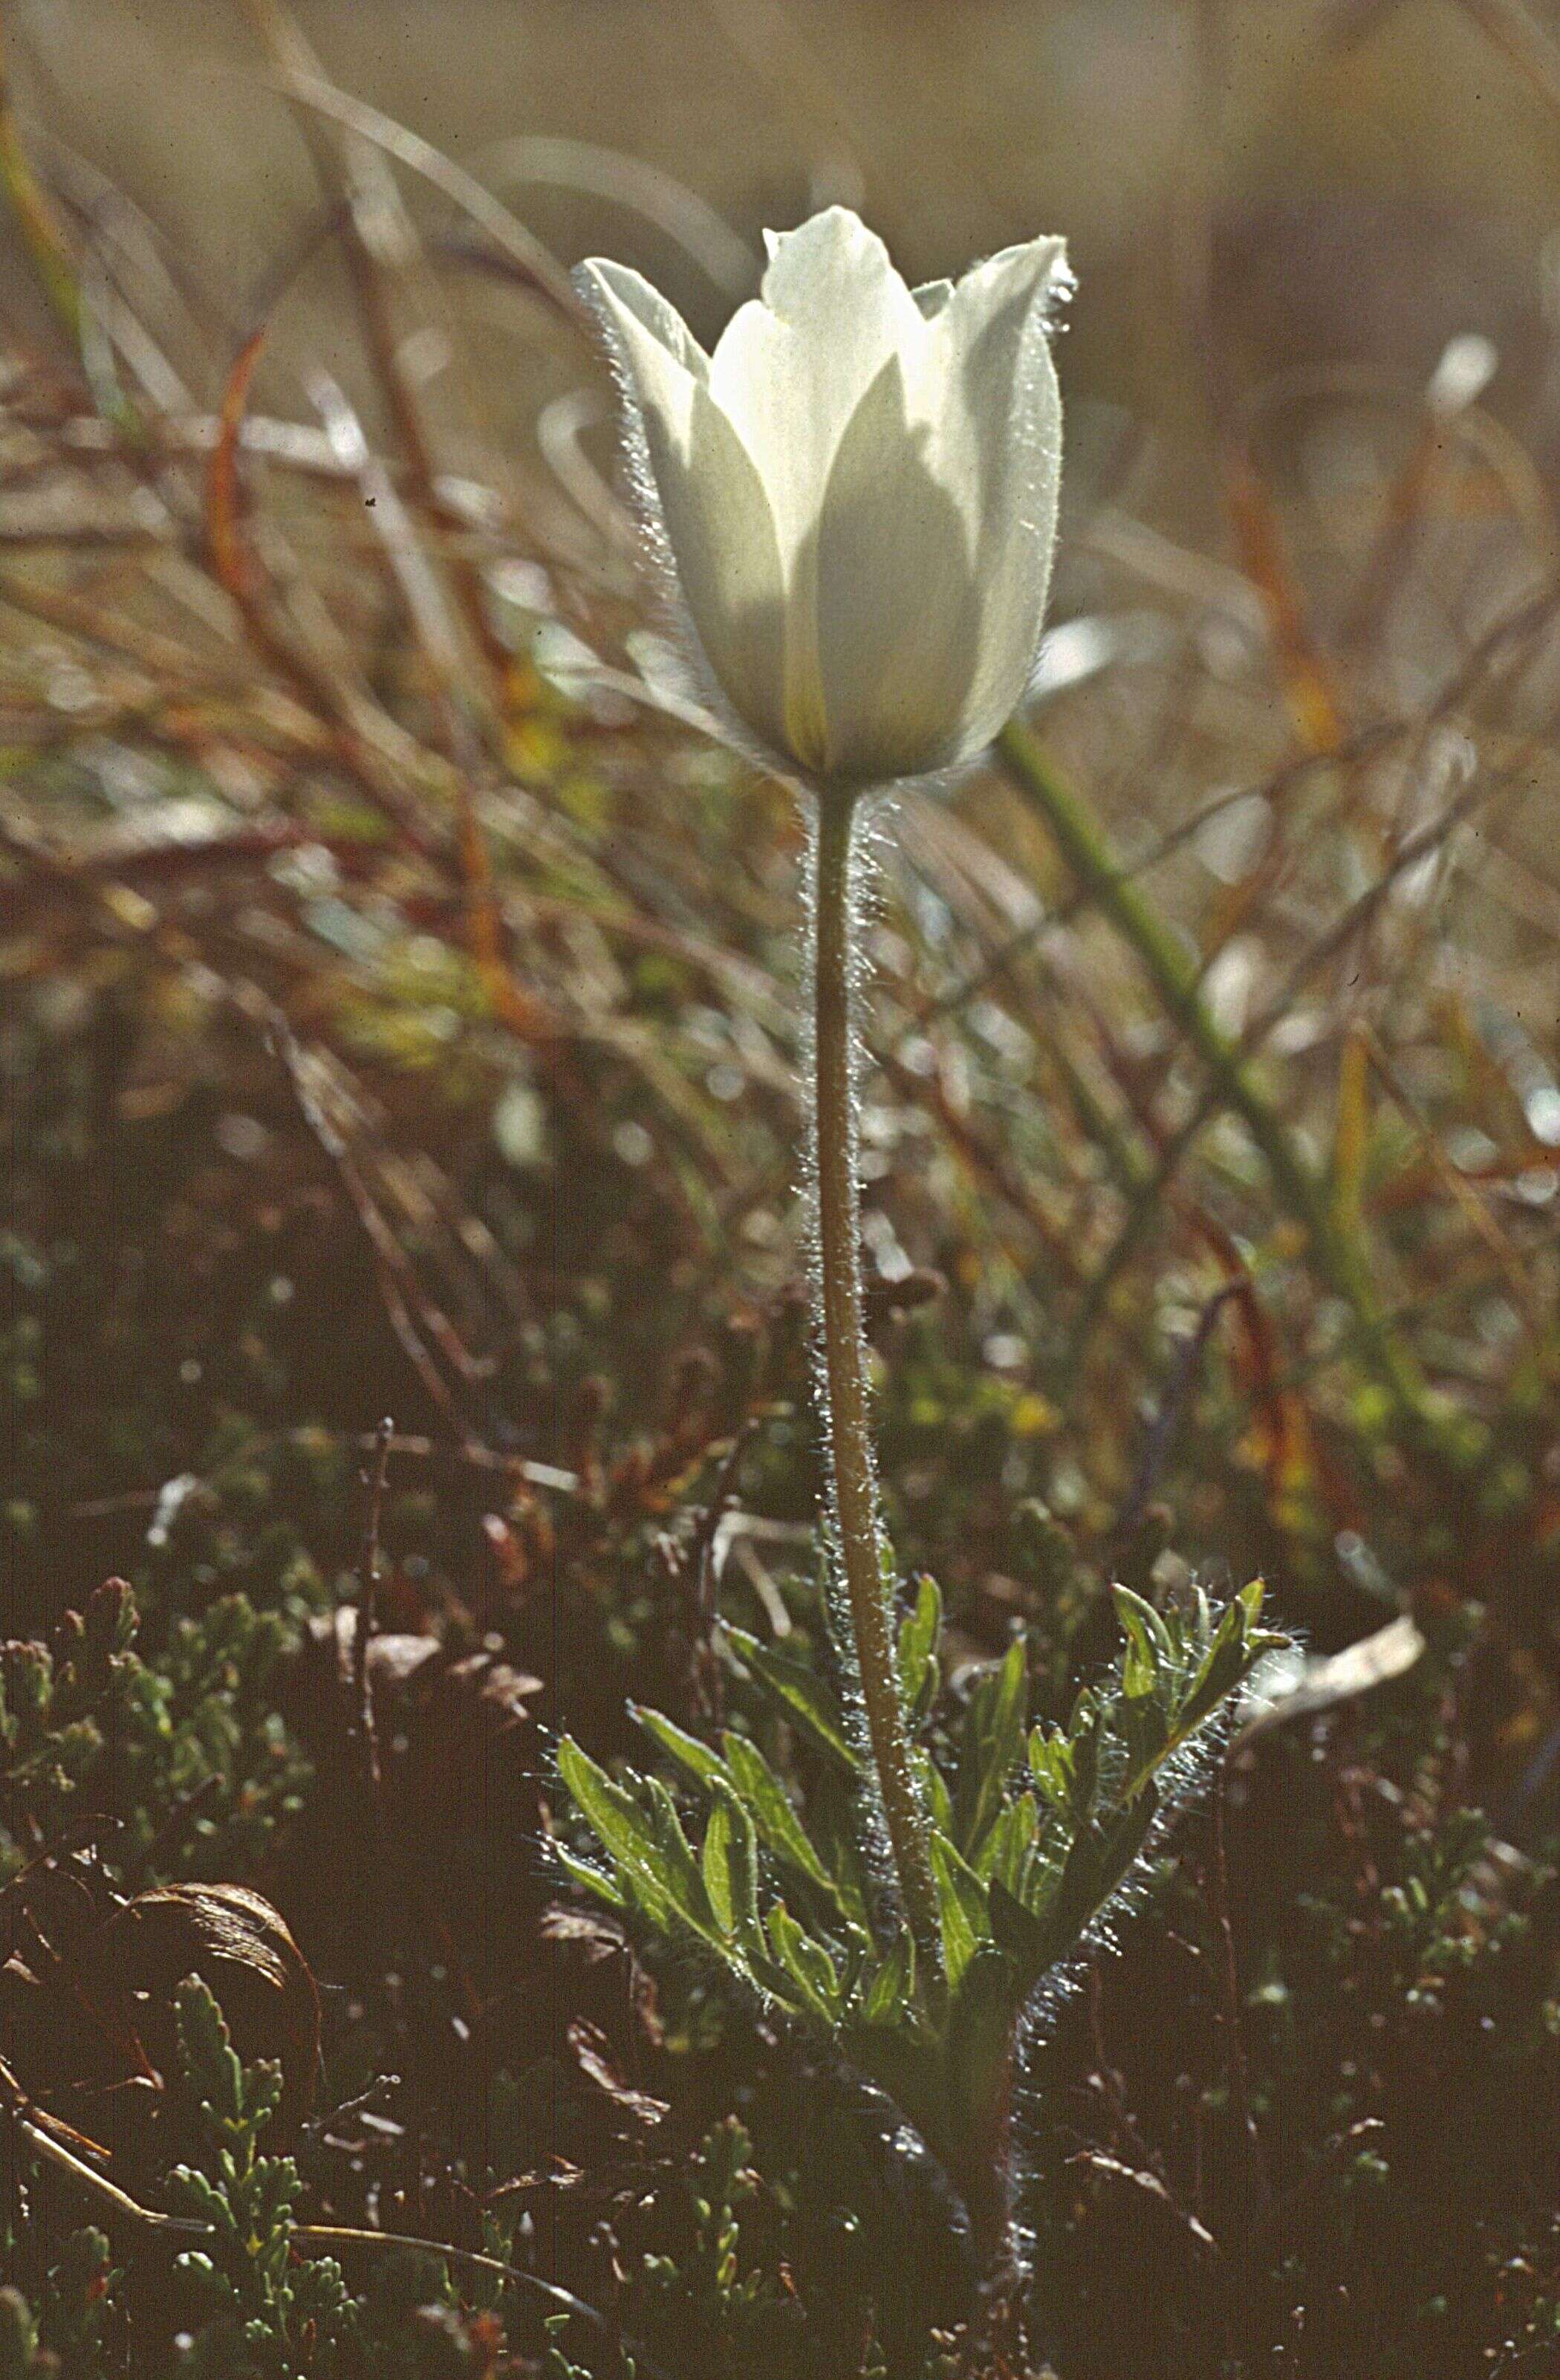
[169,2165,230,2231]
[0,2285,42,2370]
[629,1705,848,1925]
[955,1636,1029,1860]
[701,1780,760,1947]
[175,1977,248,2133]
[765,1900,841,2022]
[858,1929,915,2027]
[1026,1722,1071,1813]
[1111,1583,1174,1700]
[557,1739,675,1926]
[1177,1580,1275,1738]
[701,1793,738,1934]
[916,1746,956,1841]
[1015,1781,1163,1986]
[1067,1691,1100,1818]
[929,1829,989,1991]
[632,1703,725,1787]
[721,1732,839,1903]
[721,1627,859,1774]
[812,1786,874,1928]
[979,1789,1039,1888]
[987,1875,1053,1982]
[1117,1690,1172,1799]
[1030,1690,1099,1828]
[946,1942,1020,2139]
[897,1575,942,1719]
[645,1777,720,1936]
[553,1846,625,1907]
[1099,1778,1160,1903]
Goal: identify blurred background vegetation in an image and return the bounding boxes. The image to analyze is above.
[4,2,1560,2375]
[16,0,1560,447]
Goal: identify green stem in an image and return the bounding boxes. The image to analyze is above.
[810,789,942,1965]
[995,722,1460,1456]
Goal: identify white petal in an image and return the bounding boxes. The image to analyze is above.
[950,236,1070,331]
[796,233,1066,780]
[708,207,928,572]
[576,257,710,381]
[926,235,1067,759]
[579,219,1067,789]
[576,259,790,760]
[806,354,984,783]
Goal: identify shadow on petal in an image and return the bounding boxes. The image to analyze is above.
[807,355,984,785]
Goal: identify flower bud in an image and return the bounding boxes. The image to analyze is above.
[578,206,1067,792]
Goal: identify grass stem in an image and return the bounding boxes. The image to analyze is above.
[996,722,1469,1462]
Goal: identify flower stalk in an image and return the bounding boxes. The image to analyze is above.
[575,204,1073,1977]
[810,788,942,1965]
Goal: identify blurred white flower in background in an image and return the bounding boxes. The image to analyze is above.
[577,206,1068,791]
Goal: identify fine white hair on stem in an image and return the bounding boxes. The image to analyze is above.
[797,786,913,1907]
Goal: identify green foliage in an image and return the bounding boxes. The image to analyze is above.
[0,2231,117,2380]
[636,2118,796,2379]
[560,1576,1282,2207]
[542,2315,597,2380]
[7,39,1560,2366]
[0,1580,310,1890]
[39,2231,116,2380]
[169,1977,355,2377]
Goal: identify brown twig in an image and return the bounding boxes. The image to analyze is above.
[350,1416,394,1794]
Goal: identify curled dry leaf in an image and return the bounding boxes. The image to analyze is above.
[4,1870,319,2134]
[82,1881,321,2122]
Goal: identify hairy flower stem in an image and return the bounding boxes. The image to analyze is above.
[996,722,1472,1465]
[810,789,942,1967]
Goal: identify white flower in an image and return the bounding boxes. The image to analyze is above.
[576,207,1067,791]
